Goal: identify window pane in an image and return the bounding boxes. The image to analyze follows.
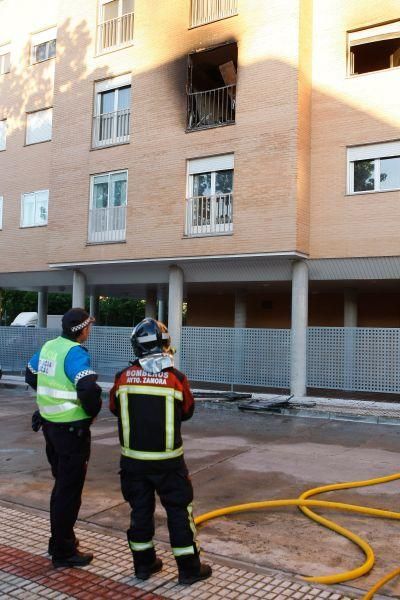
[26,109,52,145]
[123,0,134,14]
[111,172,127,206]
[103,0,119,20]
[35,191,48,225]
[193,173,211,196]
[48,39,56,58]
[22,194,35,226]
[0,197,3,229]
[100,90,115,113]
[117,86,131,110]
[35,42,47,62]
[353,160,375,192]
[93,176,109,208]
[380,156,400,190]
[0,52,10,74]
[0,120,6,150]
[216,169,233,194]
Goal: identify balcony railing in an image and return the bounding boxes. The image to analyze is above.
[185,193,233,236]
[190,0,238,27]
[187,84,236,130]
[97,12,134,53]
[92,108,130,148]
[88,205,126,243]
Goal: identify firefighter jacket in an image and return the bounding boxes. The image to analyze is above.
[109,360,195,462]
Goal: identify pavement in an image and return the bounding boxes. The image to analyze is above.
[1,383,400,598]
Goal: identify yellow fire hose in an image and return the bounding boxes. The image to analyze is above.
[194,472,400,599]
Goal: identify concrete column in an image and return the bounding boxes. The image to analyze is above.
[72,270,86,309]
[290,260,309,397]
[158,299,165,323]
[168,265,184,369]
[37,288,48,328]
[344,288,358,327]
[145,290,157,319]
[234,292,247,328]
[89,293,100,321]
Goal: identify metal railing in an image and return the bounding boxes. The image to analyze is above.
[97,12,134,53]
[190,0,238,27]
[187,84,236,130]
[185,193,233,236]
[92,108,130,148]
[88,205,126,243]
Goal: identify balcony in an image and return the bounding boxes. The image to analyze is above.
[88,205,126,243]
[92,108,130,148]
[190,0,238,28]
[97,12,134,54]
[185,193,233,237]
[187,84,236,131]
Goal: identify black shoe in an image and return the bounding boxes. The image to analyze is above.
[135,558,163,580]
[52,550,93,568]
[178,563,212,585]
[48,537,80,556]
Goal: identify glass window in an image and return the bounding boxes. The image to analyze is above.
[353,160,375,192]
[26,108,52,145]
[0,50,10,75]
[0,120,6,151]
[380,156,400,190]
[92,171,127,208]
[93,175,109,208]
[21,190,48,227]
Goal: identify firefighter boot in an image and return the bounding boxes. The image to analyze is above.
[133,548,163,580]
[177,554,212,585]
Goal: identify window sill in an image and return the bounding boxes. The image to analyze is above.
[24,139,52,147]
[183,232,233,239]
[95,42,134,58]
[346,65,400,79]
[90,140,130,151]
[346,188,400,196]
[186,121,236,133]
[86,239,126,246]
[30,56,56,66]
[19,224,48,229]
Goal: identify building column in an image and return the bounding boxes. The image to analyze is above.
[89,293,100,321]
[37,288,48,328]
[158,299,165,323]
[72,270,86,309]
[344,288,358,327]
[234,291,247,328]
[145,290,157,319]
[168,265,184,369]
[290,260,309,397]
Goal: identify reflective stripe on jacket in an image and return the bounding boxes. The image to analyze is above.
[37,337,90,423]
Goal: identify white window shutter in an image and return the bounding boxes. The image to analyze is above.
[188,153,234,174]
[0,120,6,150]
[31,27,57,47]
[26,108,52,144]
[348,141,400,162]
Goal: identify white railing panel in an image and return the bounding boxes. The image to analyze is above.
[88,205,126,243]
[187,84,236,130]
[190,0,238,27]
[92,109,130,148]
[97,12,134,53]
[185,193,233,237]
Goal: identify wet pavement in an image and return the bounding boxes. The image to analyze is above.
[1,386,400,598]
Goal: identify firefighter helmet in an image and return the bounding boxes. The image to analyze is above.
[131,318,171,357]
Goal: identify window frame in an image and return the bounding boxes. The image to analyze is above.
[347,141,400,194]
[0,119,7,151]
[0,44,11,75]
[20,190,49,228]
[90,169,128,210]
[25,108,53,145]
[347,20,400,77]
[0,196,3,230]
[31,27,57,65]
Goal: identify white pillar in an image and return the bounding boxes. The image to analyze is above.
[37,288,48,328]
[234,292,247,328]
[158,299,165,323]
[290,260,309,397]
[145,290,157,319]
[168,265,184,369]
[89,293,99,321]
[344,288,358,327]
[72,270,86,309]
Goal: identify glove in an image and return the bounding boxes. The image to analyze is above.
[31,410,43,432]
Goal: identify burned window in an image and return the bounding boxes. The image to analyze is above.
[187,42,237,130]
[349,22,400,75]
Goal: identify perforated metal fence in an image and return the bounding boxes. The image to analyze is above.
[3,325,400,393]
[181,327,291,387]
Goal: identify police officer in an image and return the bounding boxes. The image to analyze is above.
[25,307,102,568]
[110,318,212,585]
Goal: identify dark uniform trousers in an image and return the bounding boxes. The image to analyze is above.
[120,460,198,566]
[43,421,91,558]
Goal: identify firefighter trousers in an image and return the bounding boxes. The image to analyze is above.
[120,462,198,564]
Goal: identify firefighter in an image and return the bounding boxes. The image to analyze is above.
[25,307,102,567]
[109,318,212,585]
